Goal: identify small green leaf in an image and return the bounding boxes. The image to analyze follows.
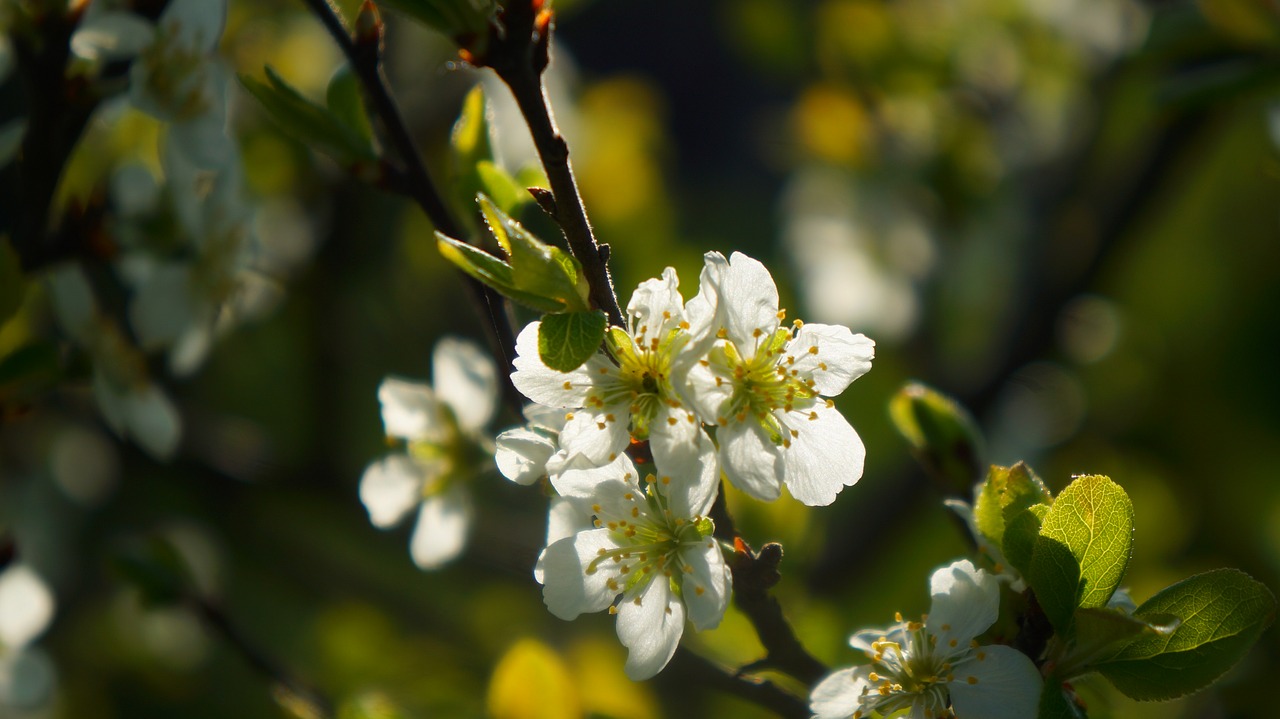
[1067,607,1168,674]
[479,196,590,312]
[538,311,606,372]
[888,382,984,495]
[0,237,25,324]
[379,0,495,51]
[436,234,564,313]
[325,64,373,144]
[240,66,378,165]
[476,161,527,215]
[1096,569,1276,701]
[1038,682,1087,719]
[974,462,1054,548]
[1027,475,1134,633]
[1003,502,1050,577]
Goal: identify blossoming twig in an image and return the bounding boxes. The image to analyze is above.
[481,2,626,328]
[664,648,809,719]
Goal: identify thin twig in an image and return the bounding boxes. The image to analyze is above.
[298,0,522,412]
[665,647,810,718]
[710,486,829,687]
[191,596,335,719]
[483,3,626,328]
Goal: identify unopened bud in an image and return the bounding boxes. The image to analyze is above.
[355,0,384,51]
[890,381,984,497]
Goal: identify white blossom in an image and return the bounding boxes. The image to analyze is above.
[47,266,181,460]
[685,251,874,506]
[810,560,1042,719]
[510,267,710,481]
[538,435,731,680]
[0,565,57,710]
[359,338,498,570]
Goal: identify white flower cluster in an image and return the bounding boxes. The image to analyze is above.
[496,251,875,679]
[44,0,301,458]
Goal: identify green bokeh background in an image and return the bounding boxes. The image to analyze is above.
[3,0,1280,717]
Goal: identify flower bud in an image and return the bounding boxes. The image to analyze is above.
[889,381,984,497]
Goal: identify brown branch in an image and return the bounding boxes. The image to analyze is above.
[5,3,100,271]
[664,648,810,719]
[710,485,829,688]
[482,3,626,328]
[298,0,522,413]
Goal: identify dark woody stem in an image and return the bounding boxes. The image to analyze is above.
[298,0,523,413]
[482,3,626,328]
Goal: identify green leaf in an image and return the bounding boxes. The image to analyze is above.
[538,311,606,372]
[1003,502,1049,578]
[478,196,590,312]
[450,85,495,220]
[0,237,24,325]
[436,234,564,313]
[974,462,1054,548]
[476,160,527,216]
[325,64,373,144]
[1038,681,1087,719]
[240,66,378,165]
[1066,607,1171,675]
[379,0,494,50]
[888,382,984,495]
[1026,475,1134,634]
[1096,569,1276,701]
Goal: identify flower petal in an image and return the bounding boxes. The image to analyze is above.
[47,266,97,341]
[781,403,864,506]
[810,666,873,719]
[432,337,498,434]
[786,323,875,396]
[558,405,631,467]
[720,252,781,347]
[0,566,55,649]
[947,645,1043,719]
[409,485,471,570]
[358,454,425,528]
[129,263,199,349]
[551,455,637,504]
[681,541,731,631]
[541,529,618,620]
[653,419,719,518]
[71,11,156,63]
[123,383,182,460]
[377,377,444,442]
[534,497,592,583]
[627,267,684,337]
[679,350,733,423]
[510,321,598,408]
[719,420,783,502]
[680,252,726,362]
[495,427,556,485]
[160,0,227,53]
[616,579,685,680]
[926,559,999,649]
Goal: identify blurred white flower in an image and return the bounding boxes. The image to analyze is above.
[47,266,181,460]
[359,338,499,570]
[0,565,57,711]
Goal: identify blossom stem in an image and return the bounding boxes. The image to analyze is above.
[664,647,810,719]
[484,4,626,329]
[191,594,336,719]
[298,0,523,413]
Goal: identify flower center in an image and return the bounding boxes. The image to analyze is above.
[583,476,714,601]
[710,327,819,444]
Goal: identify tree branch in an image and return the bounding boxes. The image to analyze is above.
[482,3,626,328]
[710,486,829,688]
[664,648,810,719]
[298,0,522,412]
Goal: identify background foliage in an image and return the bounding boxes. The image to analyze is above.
[2,0,1279,716]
